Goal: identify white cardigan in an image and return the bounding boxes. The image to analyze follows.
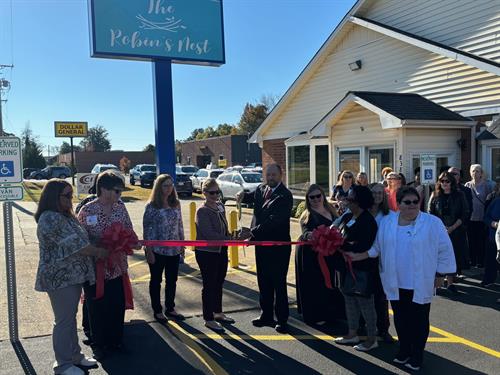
[368,212,456,304]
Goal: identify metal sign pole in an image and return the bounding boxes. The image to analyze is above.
[70,136,75,186]
[3,201,19,342]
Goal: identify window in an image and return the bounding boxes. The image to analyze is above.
[491,148,500,181]
[315,145,329,191]
[338,149,360,175]
[288,145,310,195]
[368,148,393,183]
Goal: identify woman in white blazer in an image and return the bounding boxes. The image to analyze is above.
[347,186,456,371]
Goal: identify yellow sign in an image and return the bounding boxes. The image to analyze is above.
[218,159,227,168]
[54,122,88,137]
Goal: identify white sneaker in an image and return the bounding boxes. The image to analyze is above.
[205,320,224,332]
[75,356,98,367]
[59,365,84,375]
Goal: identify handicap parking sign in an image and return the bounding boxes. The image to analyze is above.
[0,161,15,177]
[424,169,433,181]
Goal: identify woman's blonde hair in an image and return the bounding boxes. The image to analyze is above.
[202,178,219,192]
[148,174,179,209]
[335,170,354,186]
[300,184,337,225]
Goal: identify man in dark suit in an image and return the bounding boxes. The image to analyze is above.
[241,163,293,333]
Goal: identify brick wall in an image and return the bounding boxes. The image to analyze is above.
[262,138,287,181]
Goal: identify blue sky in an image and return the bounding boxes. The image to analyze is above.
[0,0,356,154]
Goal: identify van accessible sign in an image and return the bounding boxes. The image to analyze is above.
[55,122,88,137]
[89,0,225,66]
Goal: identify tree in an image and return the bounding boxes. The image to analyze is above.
[59,141,81,154]
[21,123,46,168]
[237,102,269,136]
[119,156,131,175]
[80,125,111,151]
[186,128,205,141]
[143,144,155,152]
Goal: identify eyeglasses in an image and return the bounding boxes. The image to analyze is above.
[439,179,450,183]
[401,199,419,205]
[343,175,353,179]
[308,193,322,200]
[206,190,220,195]
[60,192,73,199]
[449,172,459,176]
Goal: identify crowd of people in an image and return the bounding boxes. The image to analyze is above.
[34,162,499,374]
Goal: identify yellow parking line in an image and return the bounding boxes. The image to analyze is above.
[388,309,500,358]
[129,260,146,268]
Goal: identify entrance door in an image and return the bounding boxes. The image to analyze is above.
[196,155,212,168]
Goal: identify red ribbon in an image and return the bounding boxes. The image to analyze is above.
[140,240,307,247]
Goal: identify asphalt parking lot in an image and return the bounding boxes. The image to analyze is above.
[0,195,499,374]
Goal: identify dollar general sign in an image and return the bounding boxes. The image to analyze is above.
[54,122,88,137]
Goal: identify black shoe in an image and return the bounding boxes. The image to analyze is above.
[379,332,396,343]
[154,313,168,324]
[447,284,458,293]
[82,338,93,346]
[92,346,107,361]
[480,281,493,288]
[275,322,288,334]
[252,317,276,327]
[165,310,186,321]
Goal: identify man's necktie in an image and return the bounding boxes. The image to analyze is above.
[264,186,272,200]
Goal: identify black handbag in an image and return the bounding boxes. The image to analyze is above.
[340,269,372,297]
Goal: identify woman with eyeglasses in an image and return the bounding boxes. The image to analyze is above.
[428,172,469,293]
[295,184,341,325]
[35,179,108,375]
[347,187,455,371]
[77,172,136,361]
[195,178,234,332]
[333,185,379,352]
[143,174,186,324]
[355,172,368,186]
[331,170,354,215]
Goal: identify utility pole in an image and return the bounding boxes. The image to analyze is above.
[0,64,14,136]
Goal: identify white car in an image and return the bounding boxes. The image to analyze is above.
[217,171,263,204]
[90,164,125,183]
[190,168,224,193]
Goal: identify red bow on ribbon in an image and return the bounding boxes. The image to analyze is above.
[310,225,354,289]
[95,222,138,309]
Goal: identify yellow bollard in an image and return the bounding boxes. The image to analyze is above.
[189,202,196,251]
[229,210,239,268]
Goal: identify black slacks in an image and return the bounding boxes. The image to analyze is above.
[468,221,487,267]
[390,289,431,365]
[255,245,291,323]
[148,253,180,314]
[84,276,125,348]
[195,249,228,321]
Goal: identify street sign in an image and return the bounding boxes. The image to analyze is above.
[0,137,22,184]
[420,154,437,184]
[54,122,88,137]
[0,186,23,201]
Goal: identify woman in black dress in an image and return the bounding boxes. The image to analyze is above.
[296,184,342,324]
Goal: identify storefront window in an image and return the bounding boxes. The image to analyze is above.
[368,148,393,183]
[339,149,360,175]
[315,145,329,191]
[288,145,310,195]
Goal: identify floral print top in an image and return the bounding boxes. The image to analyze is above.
[77,199,133,280]
[143,203,185,256]
[35,211,94,292]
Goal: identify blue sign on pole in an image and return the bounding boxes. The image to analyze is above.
[89,0,225,66]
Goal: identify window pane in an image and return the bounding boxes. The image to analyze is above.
[368,148,393,183]
[339,150,360,175]
[315,145,329,191]
[288,146,310,195]
[492,148,500,181]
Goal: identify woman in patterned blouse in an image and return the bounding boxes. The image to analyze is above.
[35,179,107,375]
[143,174,186,323]
[77,172,134,361]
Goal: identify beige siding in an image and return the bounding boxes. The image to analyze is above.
[263,25,500,140]
[404,128,461,176]
[358,0,500,62]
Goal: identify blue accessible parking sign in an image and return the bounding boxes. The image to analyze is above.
[0,161,15,177]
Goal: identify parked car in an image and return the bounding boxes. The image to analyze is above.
[224,165,245,173]
[190,168,224,193]
[217,171,263,205]
[23,168,40,179]
[29,166,73,180]
[130,164,157,187]
[176,165,198,176]
[91,163,121,174]
[175,172,193,197]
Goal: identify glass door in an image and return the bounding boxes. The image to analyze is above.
[368,147,393,183]
[338,148,361,175]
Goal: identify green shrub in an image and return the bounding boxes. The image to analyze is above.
[294,200,306,219]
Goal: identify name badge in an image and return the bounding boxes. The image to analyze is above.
[346,219,356,227]
[86,215,98,226]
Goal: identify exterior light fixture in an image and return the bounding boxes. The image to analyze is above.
[348,60,362,71]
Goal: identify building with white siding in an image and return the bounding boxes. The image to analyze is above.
[250,0,500,196]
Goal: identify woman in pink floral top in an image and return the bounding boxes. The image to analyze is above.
[77,172,133,361]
